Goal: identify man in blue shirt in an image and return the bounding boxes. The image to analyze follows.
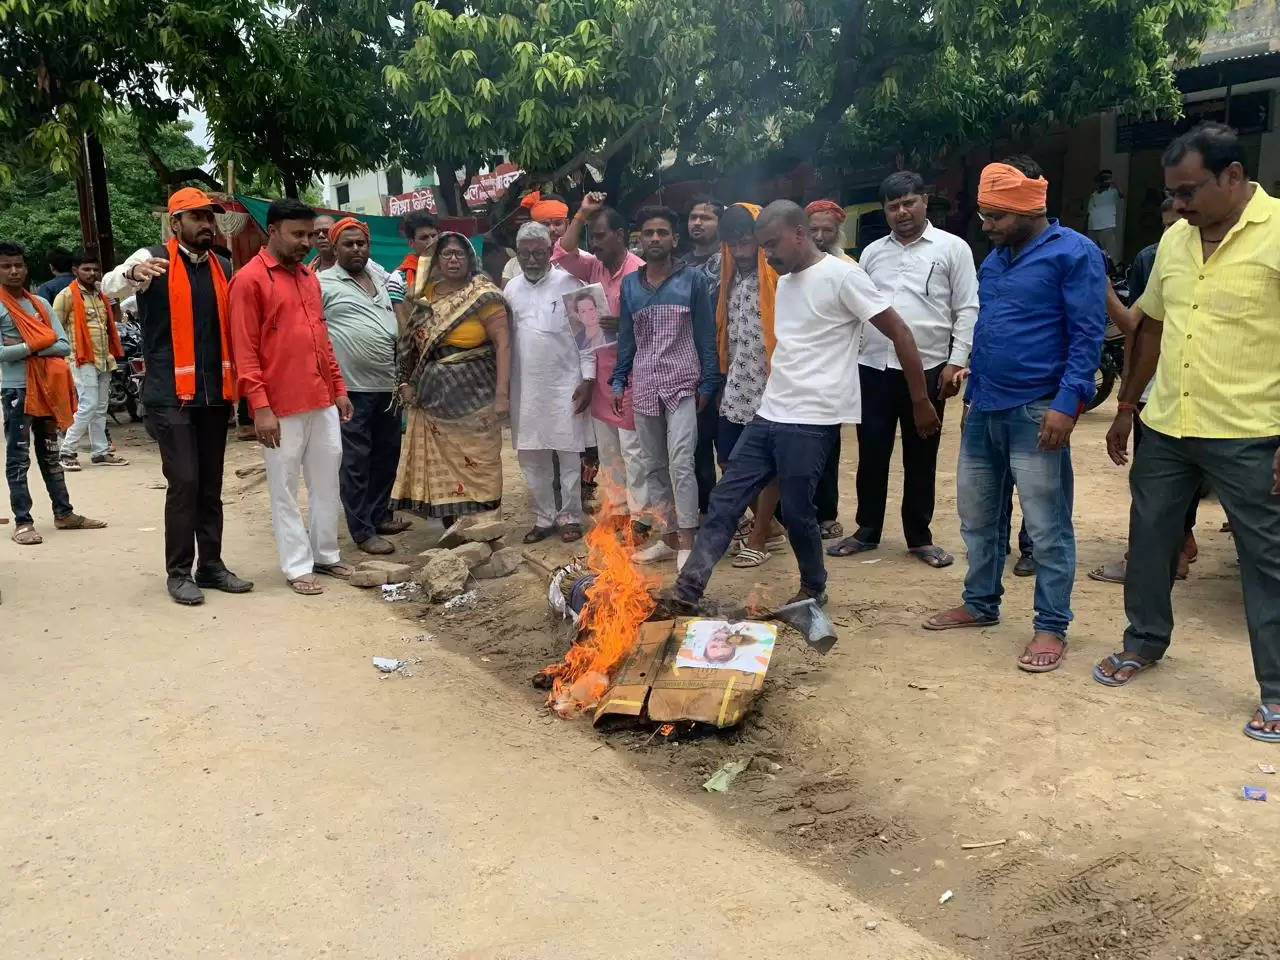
[924,157,1106,673]
[35,247,73,304]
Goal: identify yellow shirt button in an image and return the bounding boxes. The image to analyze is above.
[1192,304,1199,310]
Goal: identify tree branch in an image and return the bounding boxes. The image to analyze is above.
[137,133,224,193]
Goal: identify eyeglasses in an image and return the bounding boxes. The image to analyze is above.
[1164,175,1216,202]
[976,210,1012,224]
[438,249,469,261]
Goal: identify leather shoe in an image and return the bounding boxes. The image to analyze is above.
[168,575,205,605]
[785,588,828,608]
[376,517,412,535]
[357,536,396,555]
[1013,554,1037,577]
[194,566,255,593]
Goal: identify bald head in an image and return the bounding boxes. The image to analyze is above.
[756,200,807,232]
[755,200,818,274]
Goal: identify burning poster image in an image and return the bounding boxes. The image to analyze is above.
[675,620,777,675]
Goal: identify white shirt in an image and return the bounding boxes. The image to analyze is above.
[857,222,978,370]
[1088,186,1120,231]
[756,255,891,425]
[504,265,593,451]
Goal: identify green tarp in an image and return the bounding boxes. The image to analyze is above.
[236,195,410,273]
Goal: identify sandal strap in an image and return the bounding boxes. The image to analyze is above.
[1259,704,1280,722]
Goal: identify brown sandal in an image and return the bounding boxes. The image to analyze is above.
[922,605,999,631]
[288,577,324,596]
[313,561,355,580]
[11,524,43,546]
[53,513,107,530]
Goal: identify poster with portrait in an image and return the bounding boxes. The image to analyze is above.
[674,619,777,675]
[562,283,613,352]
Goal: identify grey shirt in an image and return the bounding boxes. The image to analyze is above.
[0,294,71,389]
[317,264,398,393]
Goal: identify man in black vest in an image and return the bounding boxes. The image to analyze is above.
[103,188,253,605]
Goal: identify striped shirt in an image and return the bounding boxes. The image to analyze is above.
[1139,184,1280,439]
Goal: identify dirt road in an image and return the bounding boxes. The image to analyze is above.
[1,425,955,959]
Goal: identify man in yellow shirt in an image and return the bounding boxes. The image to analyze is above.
[1095,122,1280,744]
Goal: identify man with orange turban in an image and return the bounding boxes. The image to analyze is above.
[804,200,855,262]
[924,156,1106,677]
[502,192,571,287]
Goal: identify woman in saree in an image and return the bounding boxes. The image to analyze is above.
[392,232,511,526]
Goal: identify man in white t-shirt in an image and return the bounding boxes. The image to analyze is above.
[1087,170,1123,262]
[666,200,941,610]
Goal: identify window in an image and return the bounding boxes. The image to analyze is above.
[335,183,350,208]
[385,167,404,196]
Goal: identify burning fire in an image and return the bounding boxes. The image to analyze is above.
[544,519,658,717]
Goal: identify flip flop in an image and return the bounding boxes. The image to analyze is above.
[827,536,878,558]
[288,577,324,596]
[1017,638,1068,673]
[910,545,954,569]
[523,526,554,544]
[731,547,770,568]
[11,524,42,546]
[765,534,788,552]
[313,562,354,580]
[1092,652,1157,687]
[1243,704,1280,743]
[922,606,999,631]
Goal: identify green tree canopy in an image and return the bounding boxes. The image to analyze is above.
[0,114,205,280]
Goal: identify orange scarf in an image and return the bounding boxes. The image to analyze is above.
[714,203,778,373]
[167,236,234,402]
[69,283,123,367]
[397,252,418,296]
[0,288,77,429]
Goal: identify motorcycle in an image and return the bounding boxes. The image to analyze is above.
[108,318,144,423]
[1085,261,1129,412]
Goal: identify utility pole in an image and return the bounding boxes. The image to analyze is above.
[73,132,117,268]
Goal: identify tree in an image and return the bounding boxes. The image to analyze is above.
[0,114,206,280]
[389,0,1231,212]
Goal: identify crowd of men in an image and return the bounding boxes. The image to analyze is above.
[1,120,1277,742]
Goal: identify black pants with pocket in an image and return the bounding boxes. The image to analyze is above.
[148,404,229,578]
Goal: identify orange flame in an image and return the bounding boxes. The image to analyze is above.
[544,518,658,717]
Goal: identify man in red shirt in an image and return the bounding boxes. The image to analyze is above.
[230,199,355,595]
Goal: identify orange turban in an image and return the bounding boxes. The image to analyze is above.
[804,199,846,221]
[521,191,569,222]
[329,215,369,244]
[977,163,1048,215]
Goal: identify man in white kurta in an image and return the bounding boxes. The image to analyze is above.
[505,222,594,540]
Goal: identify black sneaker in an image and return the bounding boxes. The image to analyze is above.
[167,575,205,605]
[1013,554,1037,577]
[194,566,255,594]
[784,587,828,608]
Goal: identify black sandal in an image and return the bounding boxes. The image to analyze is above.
[826,535,878,557]
[523,526,555,544]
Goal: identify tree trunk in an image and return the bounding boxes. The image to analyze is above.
[74,138,98,256]
[86,133,115,267]
[434,163,462,216]
[283,173,300,199]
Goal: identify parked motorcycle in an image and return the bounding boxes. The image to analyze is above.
[108,318,144,423]
[1085,260,1129,412]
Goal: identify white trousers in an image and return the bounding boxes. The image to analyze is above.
[261,406,343,580]
[61,365,111,458]
[633,395,699,532]
[517,449,581,528]
[592,417,646,518]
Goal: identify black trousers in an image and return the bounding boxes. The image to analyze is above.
[148,404,229,577]
[814,430,841,524]
[339,391,402,543]
[695,399,719,515]
[3,388,73,526]
[853,364,946,548]
[1133,408,1200,535]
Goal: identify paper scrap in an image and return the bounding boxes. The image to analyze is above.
[1242,785,1268,802]
[372,657,404,673]
[1259,763,1276,775]
[702,758,751,793]
[939,890,954,905]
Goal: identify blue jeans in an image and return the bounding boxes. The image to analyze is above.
[958,402,1075,636]
[676,417,839,602]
